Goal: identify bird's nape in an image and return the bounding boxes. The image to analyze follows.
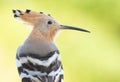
[60,25,90,33]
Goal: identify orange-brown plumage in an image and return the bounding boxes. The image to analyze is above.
[15,10,60,43]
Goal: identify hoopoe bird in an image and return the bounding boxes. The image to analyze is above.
[12,9,90,82]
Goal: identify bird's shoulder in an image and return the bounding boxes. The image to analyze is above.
[16,45,60,60]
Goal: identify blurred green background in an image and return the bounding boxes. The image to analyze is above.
[0,0,120,82]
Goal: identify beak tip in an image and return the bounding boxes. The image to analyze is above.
[86,30,91,33]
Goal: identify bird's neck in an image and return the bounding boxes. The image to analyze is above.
[28,28,56,43]
[19,29,58,56]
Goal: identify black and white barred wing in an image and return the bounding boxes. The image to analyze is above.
[16,50,64,82]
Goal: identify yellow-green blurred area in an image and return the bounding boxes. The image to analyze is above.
[0,0,120,82]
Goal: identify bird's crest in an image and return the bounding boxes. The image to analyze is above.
[13,9,61,42]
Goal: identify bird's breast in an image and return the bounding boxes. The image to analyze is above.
[16,50,64,82]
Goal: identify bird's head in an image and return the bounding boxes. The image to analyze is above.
[13,9,90,42]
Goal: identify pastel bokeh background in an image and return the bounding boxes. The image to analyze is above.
[0,0,120,82]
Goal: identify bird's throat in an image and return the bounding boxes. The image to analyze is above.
[20,29,58,56]
[28,28,56,43]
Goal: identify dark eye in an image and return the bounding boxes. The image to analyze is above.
[47,21,52,25]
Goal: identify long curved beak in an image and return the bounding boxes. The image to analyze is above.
[60,25,90,33]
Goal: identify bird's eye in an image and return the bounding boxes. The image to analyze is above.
[47,21,52,25]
